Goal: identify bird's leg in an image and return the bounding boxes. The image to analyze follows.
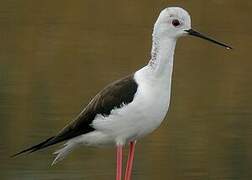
[124,141,136,180]
[116,144,123,180]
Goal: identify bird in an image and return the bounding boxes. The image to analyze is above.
[12,7,232,180]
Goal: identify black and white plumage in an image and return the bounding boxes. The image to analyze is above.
[13,7,231,180]
[13,74,139,160]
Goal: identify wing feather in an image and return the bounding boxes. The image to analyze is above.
[12,74,138,156]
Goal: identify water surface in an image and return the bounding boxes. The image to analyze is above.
[1,0,252,179]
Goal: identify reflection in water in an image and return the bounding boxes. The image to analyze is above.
[1,0,252,179]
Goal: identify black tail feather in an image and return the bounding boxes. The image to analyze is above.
[11,136,55,158]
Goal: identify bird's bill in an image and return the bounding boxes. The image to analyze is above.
[185,29,232,50]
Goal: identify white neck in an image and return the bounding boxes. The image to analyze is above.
[148,32,177,79]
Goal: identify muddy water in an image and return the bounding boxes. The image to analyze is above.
[1,1,252,179]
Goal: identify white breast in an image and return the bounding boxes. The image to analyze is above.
[92,66,172,145]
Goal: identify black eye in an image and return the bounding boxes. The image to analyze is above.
[172,19,180,27]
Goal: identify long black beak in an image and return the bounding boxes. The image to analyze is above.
[185,29,232,50]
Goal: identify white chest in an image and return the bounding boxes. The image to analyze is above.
[92,67,172,144]
[89,64,174,147]
[131,71,171,137]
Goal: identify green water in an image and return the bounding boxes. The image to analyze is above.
[1,0,252,179]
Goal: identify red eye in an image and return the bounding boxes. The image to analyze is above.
[172,19,180,27]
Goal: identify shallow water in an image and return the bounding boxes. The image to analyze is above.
[1,0,252,179]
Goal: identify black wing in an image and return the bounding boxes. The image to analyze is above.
[12,74,138,157]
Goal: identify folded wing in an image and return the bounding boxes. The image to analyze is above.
[12,74,138,157]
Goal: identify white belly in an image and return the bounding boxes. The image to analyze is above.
[91,67,171,145]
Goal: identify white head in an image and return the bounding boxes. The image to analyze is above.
[153,7,232,49]
[154,7,191,38]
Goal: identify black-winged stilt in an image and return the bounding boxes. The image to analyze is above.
[13,7,231,180]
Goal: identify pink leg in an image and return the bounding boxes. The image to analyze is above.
[124,141,136,180]
[116,145,123,180]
